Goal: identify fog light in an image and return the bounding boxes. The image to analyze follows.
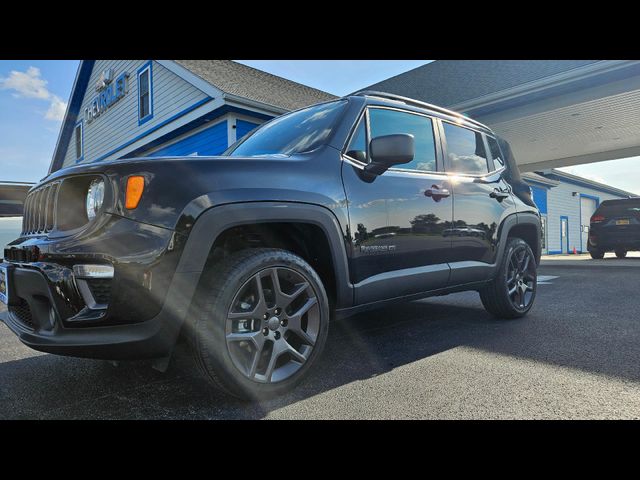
[73,264,114,279]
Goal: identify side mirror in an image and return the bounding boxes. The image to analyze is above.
[365,134,415,175]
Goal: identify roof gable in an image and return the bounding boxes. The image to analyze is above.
[49,60,95,175]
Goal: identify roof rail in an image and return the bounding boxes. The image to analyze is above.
[350,90,491,131]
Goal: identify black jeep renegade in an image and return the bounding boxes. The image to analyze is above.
[0,91,541,399]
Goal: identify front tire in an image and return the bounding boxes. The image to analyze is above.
[191,248,330,400]
[479,237,537,319]
[590,250,605,259]
[615,249,627,259]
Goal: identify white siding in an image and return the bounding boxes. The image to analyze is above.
[62,60,208,167]
[546,181,626,253]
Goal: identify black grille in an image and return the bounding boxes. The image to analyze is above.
[87,279,112,305]
[3,247,38,263]
[9,300,34,329]
[21,182,60,236]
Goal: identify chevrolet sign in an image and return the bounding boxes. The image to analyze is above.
[84,70,129,124]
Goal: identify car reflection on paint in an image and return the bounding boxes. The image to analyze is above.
[443,227,486,239]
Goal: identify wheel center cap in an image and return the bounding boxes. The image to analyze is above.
[267,316,280,331]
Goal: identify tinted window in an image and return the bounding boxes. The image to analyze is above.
[596,199,640,217]
[345,117,367,163]
[368,108,436,172]
[443,122,489,174]
[228,101,347,157]
[487,136,505,171]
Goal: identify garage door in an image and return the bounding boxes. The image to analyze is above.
[580,196,598,252]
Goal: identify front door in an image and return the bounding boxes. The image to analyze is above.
[440,124,517,285]
[561,216,569,253]
[342,107,453,305]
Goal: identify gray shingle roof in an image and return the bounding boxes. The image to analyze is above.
[174,60,337,111]
[362,60,601,107]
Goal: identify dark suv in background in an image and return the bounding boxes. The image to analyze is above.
[1,91,541,399]
[588,198,640,259]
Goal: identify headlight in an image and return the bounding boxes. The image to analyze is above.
[86,178,105,221]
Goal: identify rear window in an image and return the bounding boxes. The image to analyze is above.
[226,100,348,157]
[596,199,640,216]
[442,122,489,175]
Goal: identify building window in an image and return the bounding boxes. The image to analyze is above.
[74,121,83,161]
[442,122,489,175]
[137,62,153,124]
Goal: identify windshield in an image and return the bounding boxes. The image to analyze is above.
[226,100,348,157]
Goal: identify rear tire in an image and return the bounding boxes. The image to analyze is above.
[190,248,330,400]
[479,237,537,319]
[590,250,605,259]
[615,249,627,259]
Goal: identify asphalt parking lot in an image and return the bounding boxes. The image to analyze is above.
[1,253,639,419]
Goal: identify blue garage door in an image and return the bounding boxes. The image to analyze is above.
[149,121,228,157]
[530,185,548,214]
[236,119,260,140]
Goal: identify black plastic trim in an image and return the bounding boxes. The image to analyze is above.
[178,202,354,309]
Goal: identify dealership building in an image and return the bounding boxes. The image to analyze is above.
[45,60,637,255]
[49,60,335,172]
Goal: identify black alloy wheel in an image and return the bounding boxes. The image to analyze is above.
[480,237,537,319]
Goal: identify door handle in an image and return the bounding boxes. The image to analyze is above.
[490,188,510,201]
[424,184,451,202]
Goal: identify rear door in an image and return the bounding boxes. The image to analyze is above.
[439,122,517,285]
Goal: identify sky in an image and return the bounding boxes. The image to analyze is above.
[0,59,638,195]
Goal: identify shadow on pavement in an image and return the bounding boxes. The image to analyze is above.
[1,263,639,419]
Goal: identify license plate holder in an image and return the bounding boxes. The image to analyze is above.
[0,264,10,305]
[616,219,630,226]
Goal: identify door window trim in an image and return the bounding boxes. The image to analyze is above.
[485,134,507,173]
[342,105,445,175]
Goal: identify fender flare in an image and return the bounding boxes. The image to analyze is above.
[175,201,354,309]
[495,212,542,269]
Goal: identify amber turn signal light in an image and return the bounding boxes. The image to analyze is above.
[125,176,145,209]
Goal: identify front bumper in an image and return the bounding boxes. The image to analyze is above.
[1,262,199,359]
[1,213,192,359]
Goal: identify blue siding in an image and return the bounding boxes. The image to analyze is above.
[531,185,548,214]
[236,119,260,139]
[149,121,228,156]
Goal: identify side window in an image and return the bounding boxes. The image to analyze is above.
[74,121,83,161]
[487,136,505,171]
[369,108,437,172]
[138,62,153,124]
[345,117,367,163]
[443,122,489,175]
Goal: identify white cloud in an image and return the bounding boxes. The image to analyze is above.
[44,95,66,121]
[0,66,67,121]
[0,66,50,99]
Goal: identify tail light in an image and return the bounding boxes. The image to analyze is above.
[591,214,605,223]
